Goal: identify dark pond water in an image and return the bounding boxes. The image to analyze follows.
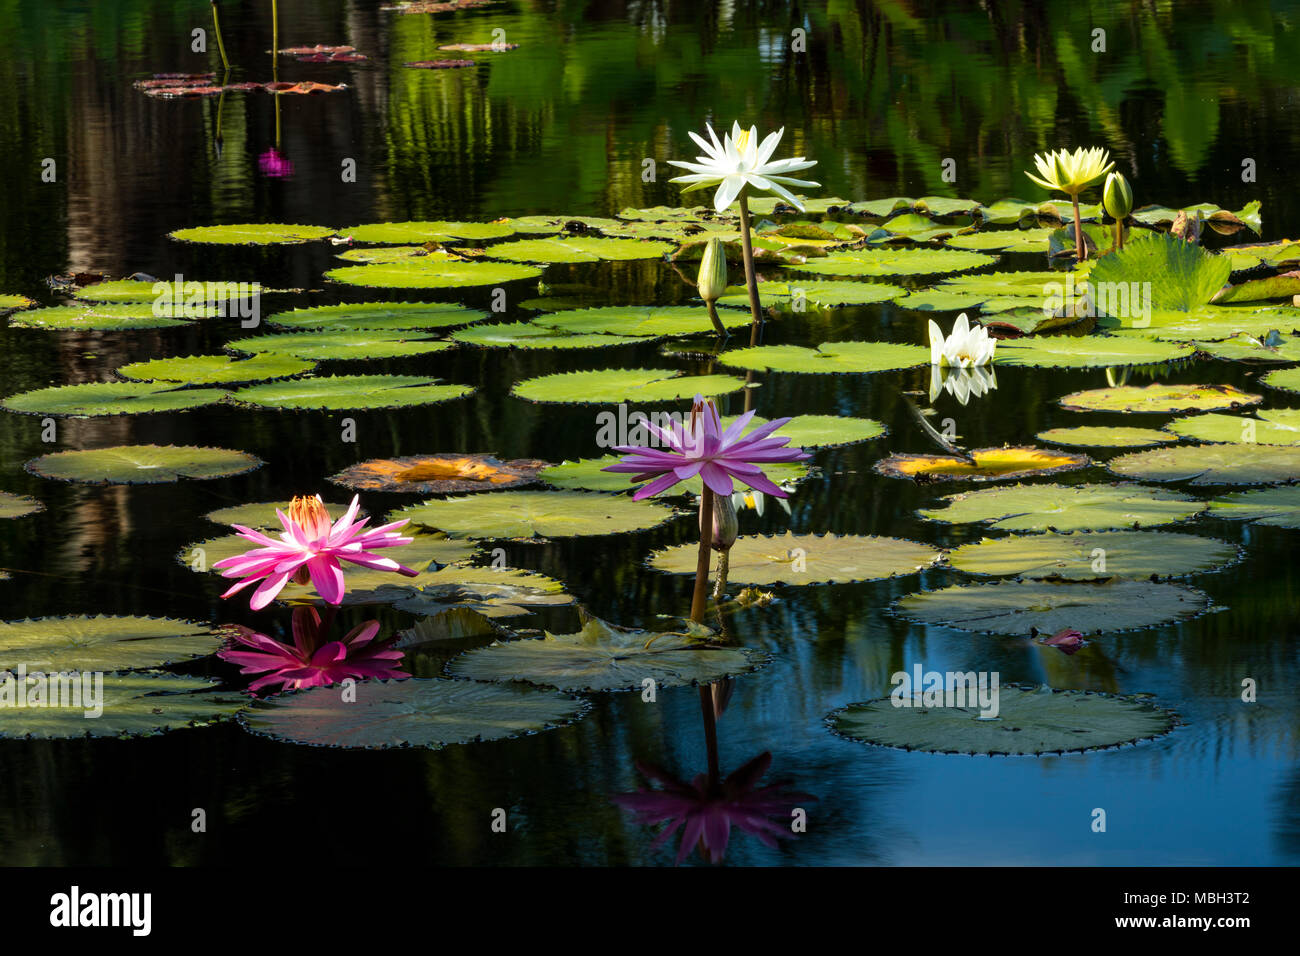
[1,0,1297,865]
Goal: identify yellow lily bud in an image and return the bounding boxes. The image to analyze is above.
[697,237,728,304]
[1103,171,1133,220]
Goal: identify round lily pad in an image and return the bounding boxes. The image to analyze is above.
[0,673,247,740]
[486,236,673,263]
[649,532,942,585]
[828,685,1176,755]
[226,330,453,360]
[1262,366,1300,394]
[169,223,335,244]
[0,293,34,310]
[1036,426,1174,448]
[239,678,587,750]
[204,499,359,529]
[324,258,543,289]
[718,279,904,309]
[391,489,676,539]
[512,368,746,404]
[446,613,764,693]
[26,445,262,484]
[0,491,43,519]
[1164,408,1300,445]
[231,375,473,410]
[947,530,1239,580]
[330,454,548,494]
[1198,335,1300,364]
[267,301,488,331]
[1206,486,1300,528]
[338,564,573,618]
[1107,444,1300,485]
[450,321,645,349]
[781,247,998,277]
[538,456,807,495]
[717,341,929,374]
[944,228,1057,252]
[68,279,163,302]
[0,615,225,673]
[533,305,750,337]
[116,353,315,384]
[919,482,1204,532]
[344,221,517,243]
[743,413,884,447]
[996,336,1193,368]
[876,446,1089,482]
[894,579,1212,635]
[1059,383,1263,414]
[7,304,192,331]
[1,381,228,417]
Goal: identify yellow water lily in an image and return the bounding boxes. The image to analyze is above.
[1024,147,1115,261]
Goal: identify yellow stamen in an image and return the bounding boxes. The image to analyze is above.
[287,495,331,537]
[734,128,752,153]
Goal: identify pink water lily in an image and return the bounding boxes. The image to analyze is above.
[602,394,808,500]
[219,606,407,695]
[212,494,418,611]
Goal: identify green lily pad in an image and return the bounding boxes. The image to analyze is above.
[996,336,1193,368]
[919,482,1204,532]
[1224,239,1300,271]
[828,685,1176,756]
[116,353,315,384]
[204,499,361,530]
[267,302,488,331]
[68,279,164,302]
[947,530,1238,580]
[7,304,193,330]
[451,321,645,349]
[169,223,335,244]
[226,330,453,360]
[1164,408,1300,445]
[533,305,750,337]
[26,445,262,484]
[893,289,991,311]
[717,341,928,374]
[1036,426,1176,448]
[334,246,442,264]
[446,613,764,693]
[0,491,43,519]
[486,236,673,263]
[231,375,473,410]
[1086,233,1232,326]
[1197,334,1300,363]
[1,381,229,417]
[504,215,624,234]
[1130,201,1260,233]
[0,294,34,311]
[718,279,903,309]
[739,413,884,447]
[344,221,517,243]
[324,258,543,289]
[240,678,587,750]
[0,673,247,740]
[649,531,941,585]
[1212,271,1300,305]
[1107,444,1300,485]
[391,489,675,539]
[1205,486,1300,528]
[945,228,1057,252]
[512,368,745,404]
[1059,383,1263,414]
[781,247,997,277]
[538,456,808,495]
[1106,305,1300,342]
[1262,366,1300,394]
[895,579,1212,635]
[872,213,965,242]
[0,615,225,673]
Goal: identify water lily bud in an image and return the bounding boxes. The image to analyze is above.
[697,237,728,304]
[1103,171,1133,221]
[703,492,739,552]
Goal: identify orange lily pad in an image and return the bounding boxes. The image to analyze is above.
[329,454,550,494]
[875,446,1090,483]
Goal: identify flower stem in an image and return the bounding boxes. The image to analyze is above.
[1116,219,1124,251]
[1072,196,1086,262]
[690,486,714,623]
[736,191,764,338]
[698,685,721,789]
[712,549,729,601]
[210,2,230,72]
[705,300,727,336]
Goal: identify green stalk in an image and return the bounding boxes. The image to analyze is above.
[689,485,714,623]
[1072,195,1086,262]
[210,2,230,72]
[736,190,764,338]
[705,300,727,336]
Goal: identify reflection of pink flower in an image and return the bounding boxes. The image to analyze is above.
[219,606,407,695]
[1039,628,1085,655]
[613,752,814,864]
[213,494,418,611]
[258,147,295,178]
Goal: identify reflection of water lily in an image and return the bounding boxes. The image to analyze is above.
[613,752,814,864]
[258,147,295,178]
[213,494,418,611]
[928,314,996,368]
[668,122,820,213]
[220,606,407,695]
[929,364,998,405]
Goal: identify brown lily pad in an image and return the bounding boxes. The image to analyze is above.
[875,446,1090,483]
[329,453,550,494]
[1058,383,1263,414]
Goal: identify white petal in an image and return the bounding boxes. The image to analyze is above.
[713,175,746,213]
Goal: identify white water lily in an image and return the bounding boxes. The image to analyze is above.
[731,488,792,518]
[668,122,820,213]
[930,364,998,406]
[928,313,996,368]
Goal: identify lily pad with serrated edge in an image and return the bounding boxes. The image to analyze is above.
[781,247,998,277]
[324,258,543,289]
[225,330,453,360]
[828,684,1176,756]
[26,445,262,484]
[533,305,750,337]
[1,381,229,417]
[1036,426,1175,448]
[918,482,1204,532]
[1262,366,1300,395]
[330,454,548,494]
[267,301,488,331]
[720,279,904,309]
[335,245,445,264]
[947,530,1240,580]
[1059,383,1262,414]
[537,456,808,495]
[1164,408,1300,445]
[231,375,473,410]
[717,341,929,374]
[117,353,315,384]
[169,223,335,244]
[996,336,1194,368]
[344,221,517,243]
[1206,486,1300,528]
[203,499,359,529]
[391,489,675,539]
[69,279,165,302]
[450,321,646,349]
[735,413,884,447]
[240,677,587,750]
[0,615,225,672]
[944,228,1057,252]
[894,578,1212,635]
[1104,306,1300,342]
[0,492,43,519]
[1196,335,1300,364]
[0,294,34,311]
[504,215,624,235]
[876,446,1089,483]
[649,531,941,585]
[1107,444,1300,485]
[0,673,247,740]
[446,612,764,693]
[343,565,574,618]
[485,236,674,263]
[512,368,745,404]
[7,304,193,330]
